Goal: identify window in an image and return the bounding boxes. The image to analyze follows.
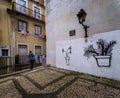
[34,25,41,35]
[35,46,41,55]
[18,44,28,64]
[18,20,27,31]
[2,49,8,56]
[17,0,26,14]
[34,6,40,19]
[34,0,39,2]
[18,45,28,55]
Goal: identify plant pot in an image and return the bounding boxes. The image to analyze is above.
[93,55,111,67]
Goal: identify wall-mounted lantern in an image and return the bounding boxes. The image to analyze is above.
[77,9,90,41]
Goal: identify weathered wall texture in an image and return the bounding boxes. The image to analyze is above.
[46,0,120,66]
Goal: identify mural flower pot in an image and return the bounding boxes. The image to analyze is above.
[65,57,70,65]
[62,46,72,66]
[93,55,111,67]
[84,39,116,67]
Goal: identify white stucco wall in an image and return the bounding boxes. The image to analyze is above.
[56,30,120,80]
[46,0,120,66]
[46,0,98,65]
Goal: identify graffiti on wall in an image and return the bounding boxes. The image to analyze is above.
[62,46,72,65]
[84,39,117,67]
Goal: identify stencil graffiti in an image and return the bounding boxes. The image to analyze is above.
[62,46,72,65]
[84,39,117,67]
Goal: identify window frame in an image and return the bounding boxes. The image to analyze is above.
[18,44,28,55]
[34,6,40,19]
[34,0,39,3]
[34,25,42,35]
[0,46,10,57]
[33,4,41,19]
[17,0,27,14]
[17,43,29,55]
[35,45,42,55]
[18,19,27,32]
[1,49,9,57]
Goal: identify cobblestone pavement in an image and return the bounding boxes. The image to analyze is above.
[0,66,120,98]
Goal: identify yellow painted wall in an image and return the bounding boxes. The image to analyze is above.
[10,0,46,55]
[12,16,46,55]
[0,0,46,56]
[12,0,45,15]
[0,2,11,46]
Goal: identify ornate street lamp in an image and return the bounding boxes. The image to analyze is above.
[77,9,90,39]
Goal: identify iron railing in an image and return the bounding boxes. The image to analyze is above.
[15,55,42,71]
[0,55,42,76]
[15,55,42,65]
[15,55,29,64]
[12,2,45,22]
[0,57,12,75]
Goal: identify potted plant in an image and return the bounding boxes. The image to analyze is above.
[84,39,116,67]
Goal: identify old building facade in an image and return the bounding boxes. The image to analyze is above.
[0,0,46,67]
[46,0,120,80]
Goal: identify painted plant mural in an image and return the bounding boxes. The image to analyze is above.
[62,46,72,65]
[84,39,117,67]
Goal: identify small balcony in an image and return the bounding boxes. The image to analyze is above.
[29,0,45,8]
[7,2,45,23]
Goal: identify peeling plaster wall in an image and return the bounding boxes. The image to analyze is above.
[46,0,120,67]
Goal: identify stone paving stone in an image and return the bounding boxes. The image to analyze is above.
[79,73,120,89]
[40,75,75,93]
[57,78,120,98]
[0,80,22,98]
[27,68,64,86]
[0,76,14,84]
[15,76,40,94]
[22,67,46,76]
[0,66,120,98]
[48,67,74,74]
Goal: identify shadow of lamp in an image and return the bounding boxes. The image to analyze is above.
[77,9,90,42]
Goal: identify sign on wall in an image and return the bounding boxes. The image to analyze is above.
[69,30,76,36]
